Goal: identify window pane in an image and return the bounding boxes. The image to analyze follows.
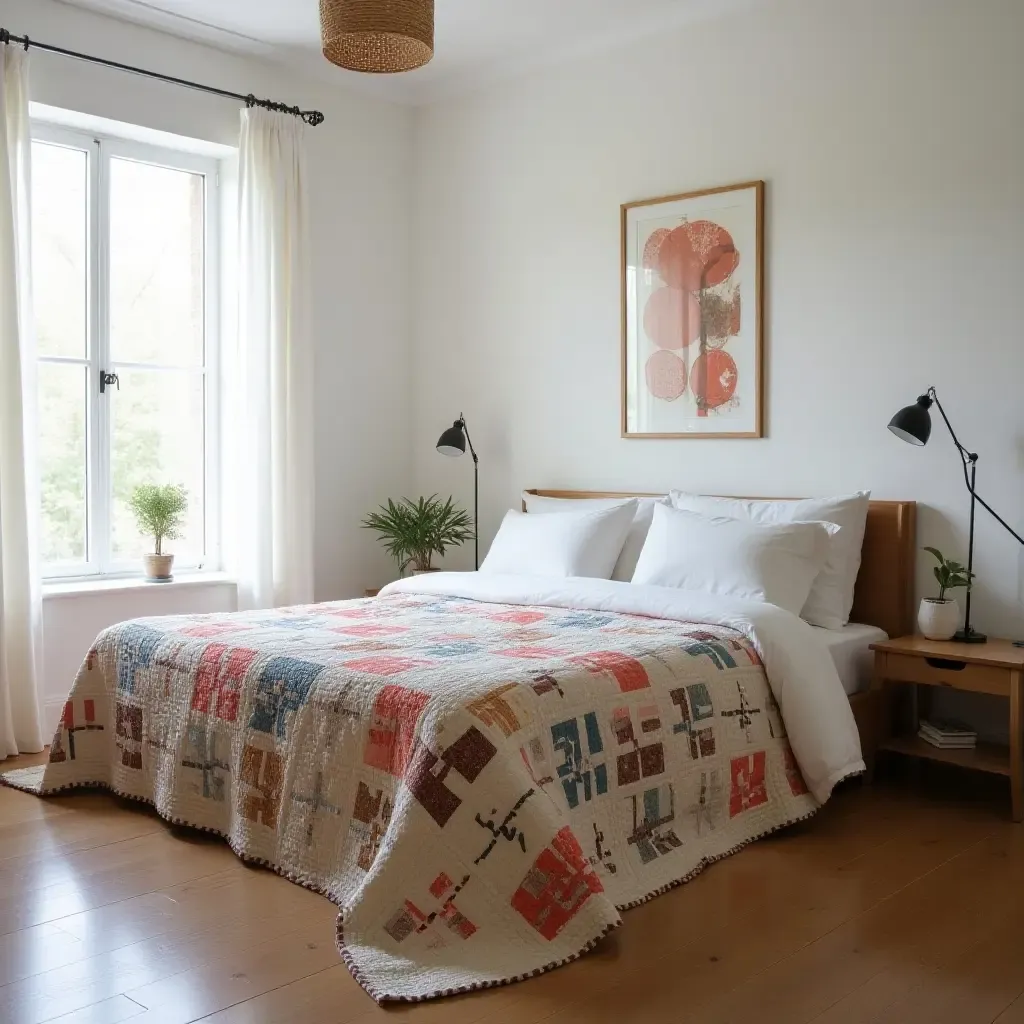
[31,142,88,359]
[39,362,88,564]
[110,370,205,563]
[109,158,205,367]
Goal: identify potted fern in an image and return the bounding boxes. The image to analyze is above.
[363,495,474,575]
[129,484,188,581]
[919,546,975,640]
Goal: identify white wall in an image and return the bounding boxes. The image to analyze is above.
[412,0,1024,645]
[4,0,414,726]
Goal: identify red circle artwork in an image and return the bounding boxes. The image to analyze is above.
[642,228,670,273]
[656,221,739,293]
[645,350,688,401]
[643,287,702,350]
[690,349,738,410]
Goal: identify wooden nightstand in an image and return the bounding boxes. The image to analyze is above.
[364,588,381,598]
[869,635,1024,821]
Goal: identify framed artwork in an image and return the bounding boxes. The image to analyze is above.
[621,180,764,438]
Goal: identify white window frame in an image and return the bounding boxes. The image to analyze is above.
[32,122,222,581]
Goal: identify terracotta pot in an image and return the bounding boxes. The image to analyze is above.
[918,598,959,640]
[143,553,175,581]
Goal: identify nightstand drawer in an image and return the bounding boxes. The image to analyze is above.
[880,651,1011,696]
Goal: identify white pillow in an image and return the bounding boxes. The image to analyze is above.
[481,501,638,579]
[521,493,669,582]
[631,505,834,617]
[669,491,871,630]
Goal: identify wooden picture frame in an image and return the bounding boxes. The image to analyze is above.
[621,180,765,438]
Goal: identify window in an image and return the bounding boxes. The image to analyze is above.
[31,124,220,579]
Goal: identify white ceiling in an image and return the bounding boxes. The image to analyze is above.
[58,0,760,105]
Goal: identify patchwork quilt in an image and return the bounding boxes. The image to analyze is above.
[2,574,860,1002]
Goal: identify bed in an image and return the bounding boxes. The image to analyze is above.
[816,623,890,695]
[2,492,915,1003]
[524,491,917,759]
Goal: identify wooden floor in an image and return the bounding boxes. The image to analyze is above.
[2,754,1023,1024]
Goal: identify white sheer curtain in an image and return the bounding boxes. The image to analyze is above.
[227,108,314,610]
[0,46,43,759]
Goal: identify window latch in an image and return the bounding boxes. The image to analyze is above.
[100,371,119,394]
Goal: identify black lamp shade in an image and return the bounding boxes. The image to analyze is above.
[888,395,932,446]
[436,421,466,457]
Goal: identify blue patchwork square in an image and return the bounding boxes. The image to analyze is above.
[249,657,324,739]
[115,625,165,695]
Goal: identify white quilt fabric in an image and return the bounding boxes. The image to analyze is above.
[383,573,864,802]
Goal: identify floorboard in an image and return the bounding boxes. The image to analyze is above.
[0,753,1018,1024]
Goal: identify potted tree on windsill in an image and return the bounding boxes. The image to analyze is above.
[362,494,474,577]
[129,484,188,581]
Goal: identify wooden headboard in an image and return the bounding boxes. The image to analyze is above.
[523,490,917,639]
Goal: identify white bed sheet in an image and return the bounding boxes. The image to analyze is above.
[814,622,888,696]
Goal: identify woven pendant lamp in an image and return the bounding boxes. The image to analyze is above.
[320,0,434,74]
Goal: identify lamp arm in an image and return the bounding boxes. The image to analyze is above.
[458,415,479,465]
[930,388,1024,547]
[928,387,975,461]
[455,414,480,570]
[931,387,979,503]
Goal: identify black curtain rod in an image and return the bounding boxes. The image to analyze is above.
[0,27,325,126]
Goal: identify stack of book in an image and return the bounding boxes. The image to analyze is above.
[918,718,977,749]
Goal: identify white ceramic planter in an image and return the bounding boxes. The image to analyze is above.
[918,598,959,640]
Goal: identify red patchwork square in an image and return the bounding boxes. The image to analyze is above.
[191,644,257,722]
[489,609,548,624]
[497,647,565,660]
[363,684,431,776]
[511,826,603,940]
[730,751,768,817]
[345,656,426,676]
[570,651,649,692]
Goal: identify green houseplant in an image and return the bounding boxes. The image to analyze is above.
[129,484,188,581]
[363,495,474,575]
[919,546,975,639]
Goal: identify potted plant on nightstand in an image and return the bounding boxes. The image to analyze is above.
[363,494,474,576]
[919,546,975,640]
[129,484,188,582]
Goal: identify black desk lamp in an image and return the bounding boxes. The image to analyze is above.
[889,387,1024,643]
[436,415,479,569]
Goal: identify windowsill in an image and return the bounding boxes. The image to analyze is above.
[43,571,236,600]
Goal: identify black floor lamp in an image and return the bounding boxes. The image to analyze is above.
[436,415,479,570]
[889,387,1024,644]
